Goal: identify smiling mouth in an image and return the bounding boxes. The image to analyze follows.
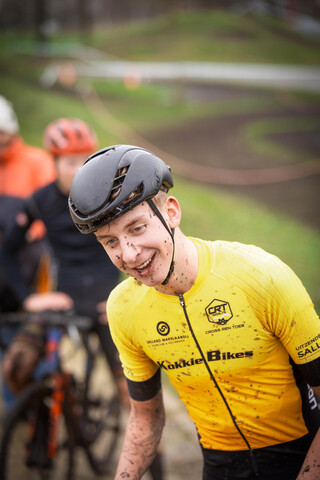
[136,254,155,274]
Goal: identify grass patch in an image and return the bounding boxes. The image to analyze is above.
[242,117,320,164]
[90,79,315,135]
[83,10,320,64]
[1,9,320,64]
[90,79,207,130]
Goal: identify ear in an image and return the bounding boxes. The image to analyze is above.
[165,196,181,229]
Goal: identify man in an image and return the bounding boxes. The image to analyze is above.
[0,95,56,311]
[68,144,320,480]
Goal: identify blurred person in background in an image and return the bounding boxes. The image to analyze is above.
[0,94,56,312]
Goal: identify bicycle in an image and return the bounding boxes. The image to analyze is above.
[0,310,121,480]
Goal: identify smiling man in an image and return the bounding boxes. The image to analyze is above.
[69,144,320,480]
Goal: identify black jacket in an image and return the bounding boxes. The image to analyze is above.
[0,182,119,306]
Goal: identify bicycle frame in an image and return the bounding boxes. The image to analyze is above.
[0,311,121,479]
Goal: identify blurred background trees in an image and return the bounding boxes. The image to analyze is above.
[1,1,320,38]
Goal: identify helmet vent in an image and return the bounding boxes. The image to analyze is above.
[69,199,86,219]
[122,184,143,206]
[110,166,128,200]
[110,165,143,207]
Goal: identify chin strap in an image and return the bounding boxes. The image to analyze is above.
[147,199,175,286]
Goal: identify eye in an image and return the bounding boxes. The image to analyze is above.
[133,224,146,234]
[105,238,117,247]
[132,225,145,234]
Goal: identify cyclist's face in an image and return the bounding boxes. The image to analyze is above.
[55,153,90,195]
[95,198,180,288]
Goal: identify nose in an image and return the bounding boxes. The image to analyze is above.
[120,238,141,266]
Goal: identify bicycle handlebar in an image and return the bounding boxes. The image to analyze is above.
[0,310,93,332]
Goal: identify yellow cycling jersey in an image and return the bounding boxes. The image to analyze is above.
[107,239,320,451]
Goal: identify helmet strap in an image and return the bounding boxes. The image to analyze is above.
[147,199,175,286]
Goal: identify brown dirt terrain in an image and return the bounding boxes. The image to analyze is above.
[144,82,320,231]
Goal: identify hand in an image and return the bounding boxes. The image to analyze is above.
[3,341,41,394]
[23,292,74,312]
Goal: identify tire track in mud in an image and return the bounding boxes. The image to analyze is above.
[82,86,320,186]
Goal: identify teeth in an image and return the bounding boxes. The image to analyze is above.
[137,258,152,270]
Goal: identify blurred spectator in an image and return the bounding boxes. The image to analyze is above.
[0,94,56,312]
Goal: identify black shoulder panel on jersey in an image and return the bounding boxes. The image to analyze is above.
[126,368,161,401]
[290,358,320,437]
[299,356,320,387]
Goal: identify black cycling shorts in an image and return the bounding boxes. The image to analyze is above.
[201,433,313,480]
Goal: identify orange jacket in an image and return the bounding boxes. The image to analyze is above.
[0,136,56,198]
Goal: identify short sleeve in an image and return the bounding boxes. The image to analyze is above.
[259,257,320,365]
[107,282,159,382]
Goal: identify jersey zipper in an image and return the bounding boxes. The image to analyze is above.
[178,293,259,477]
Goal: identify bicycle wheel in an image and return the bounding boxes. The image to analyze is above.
[80,390,121,475]
[0,380,76,480]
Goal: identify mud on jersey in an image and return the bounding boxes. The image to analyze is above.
[107,239,320,451]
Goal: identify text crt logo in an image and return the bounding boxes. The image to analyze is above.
[205,299,233,325]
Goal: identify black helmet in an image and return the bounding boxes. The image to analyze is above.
[68,144,174,234]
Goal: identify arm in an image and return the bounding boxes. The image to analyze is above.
[114,389,165,480]
[23,291,73,311]
[297,385,320,479]
[0,204,34,303]
[1,195,73,311]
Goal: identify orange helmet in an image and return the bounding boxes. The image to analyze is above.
[43,118,97,156]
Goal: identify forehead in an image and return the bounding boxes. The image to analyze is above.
[56,153,88,164]
[0,131,14,139]
[95,202,153,238]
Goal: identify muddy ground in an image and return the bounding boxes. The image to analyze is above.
[145,82,320,231]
